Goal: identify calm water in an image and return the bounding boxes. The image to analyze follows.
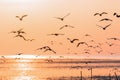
[0,58,120,80]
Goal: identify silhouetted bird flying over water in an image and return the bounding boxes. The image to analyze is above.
[107,38,120,41]
[16,15,28,21]
[67,38,79,43]
[94,12,108,16]
[48,33,64,36]
[96,24,111,30]
[14,34,27,41]
[54,13,70,21]
[36,46,56,54]
[59,25,74,30]
[77,42,88,47]
[99,18,113,22]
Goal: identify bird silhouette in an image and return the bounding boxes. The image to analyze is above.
[94,12,108,16]
[36,46,56,54]
[99,18,113,22]
[48,33,64,36]
[9,28,26,35]
[16,15,28,21]
[59,25,74,30]
[77,42,88,47]
[96,24,111,30]
[14,34,27,41]
[113,13,120,18]
[54,13,70,21]
[67,38,79,43]
[107,38,120,41]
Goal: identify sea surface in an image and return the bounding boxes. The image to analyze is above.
[0,58,120,80]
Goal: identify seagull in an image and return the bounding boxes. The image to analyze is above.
[48,33,64,36]
[96,24,111,30]
[94,12,108,16]
[9,28,26,35]
[67,38,79,43]
[77,42,88,47]
[54,13,70,21]
[36,46,56,54]
[113,13,120,18]
[59,25,74,30]
[14,34,27,41]
[16,15,28,21]
[107,38,120,41]
[99,18,113,22]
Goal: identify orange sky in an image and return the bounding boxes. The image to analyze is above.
[0,0,120,59]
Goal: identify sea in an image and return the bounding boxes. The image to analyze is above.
[0,58,120,80]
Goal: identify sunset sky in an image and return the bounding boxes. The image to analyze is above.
[0,0,120,59]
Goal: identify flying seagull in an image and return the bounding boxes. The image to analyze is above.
[36,46,56,54]
[107,38,120,41]
[9,28,26,35]
[113,13,120,18]
[54,13,70,21]
[59,25,74,30]
[47,33,64,36]
[99,18,113,22]
[96,24,111,30]
[77,42,88,47]
[94,12,108,16]
[67,38,79,43]
[16,15,28,21]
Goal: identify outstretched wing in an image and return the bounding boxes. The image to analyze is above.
[101,12,108,14]
[94,13,99,16]
[22,15,28,18]
[63,13,70,18]
[104,24,111,28]
[59,25,65,30]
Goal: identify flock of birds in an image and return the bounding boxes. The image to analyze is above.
[0,12,120,59]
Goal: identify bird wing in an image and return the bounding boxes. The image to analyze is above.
[59,26,65,30]
[101,12,108,14]
[77,42,82,47]
[68,25,74,28]
[18,28,23,31]
[63,13,70,18]
[22,15,28,18]
[105,24,111,28]
[16,16,20,18]
[54,17,62,19]
[94,13,99,16]
[10,31,16,33]
[51,49,56,54]
[72,39,79,42]
[20,35,27,41]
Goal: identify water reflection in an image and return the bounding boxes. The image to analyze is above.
[0,59,120,80]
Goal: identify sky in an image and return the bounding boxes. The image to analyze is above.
[0,0,120,59]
